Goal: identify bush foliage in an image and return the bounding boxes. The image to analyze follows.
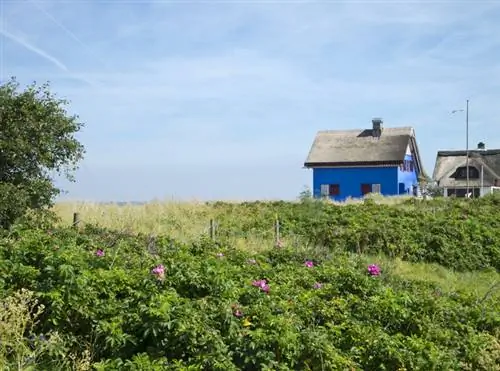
[1,208,499,369]
[0,78,84,229]
[203,196,500,272]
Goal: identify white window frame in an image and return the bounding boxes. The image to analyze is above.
[372,183,381,194]
[320,184,329,197]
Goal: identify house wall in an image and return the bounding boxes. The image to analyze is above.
[444,187,481,198]
[397,154,419,195]
[312,166,399,201]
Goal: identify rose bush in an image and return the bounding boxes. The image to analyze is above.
[208,195,500,271]
[0,223,499,370]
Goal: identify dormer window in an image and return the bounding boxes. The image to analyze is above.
[453,166,479,179]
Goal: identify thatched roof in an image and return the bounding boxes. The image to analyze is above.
[433,149,500,187]
[304,126,425,176]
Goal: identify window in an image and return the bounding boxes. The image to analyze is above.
[454,166,479,179]
[361,183,381,195]
[320,184,340,197]
[361,183,371,195]
[447,188,480,198]
[320,184,329,197]
[329,184,340,196]
[400,160,414,172]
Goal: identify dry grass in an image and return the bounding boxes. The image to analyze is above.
[54,200,213,238]
[52,196,411,252]
[54,195,411,231]
[332,193,414,205]
[52,198,499,300]
[52,200,280,252]
[0,289,92,370]
[53,195,411,238]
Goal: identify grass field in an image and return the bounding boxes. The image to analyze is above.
[52,197,500,300]
[53,194,413,235]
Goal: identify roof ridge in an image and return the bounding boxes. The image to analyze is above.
[437,149,500,155]
[317,126,414,133]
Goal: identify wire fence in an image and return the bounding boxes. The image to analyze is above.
[70,212,295,247]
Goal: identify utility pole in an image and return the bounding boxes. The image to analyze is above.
[451,100,470,197]
[466,99,469,197]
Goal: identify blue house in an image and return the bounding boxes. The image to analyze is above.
[304,118,425,201]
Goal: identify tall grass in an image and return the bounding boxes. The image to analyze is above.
[360,255,499,299]
[53,200,279,252]
[52,198,500,300]
[0,289,92,370]
[54,201,213,238]
[53,194,412,235]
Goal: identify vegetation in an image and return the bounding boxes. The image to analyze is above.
[55,196,500,271]
[0,197,499,369]
[0,78,84,230]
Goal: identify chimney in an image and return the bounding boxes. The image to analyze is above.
[372,118,383,137]
[477,142,486,150]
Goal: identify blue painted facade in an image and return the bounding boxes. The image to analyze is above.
[312,156,419,201]
[397,154,419,195]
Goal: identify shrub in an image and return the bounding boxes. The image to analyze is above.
[195,197,500,271]
[0,78,84,230]
[0,226,499,369]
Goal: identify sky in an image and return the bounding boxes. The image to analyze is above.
[1,0,500,202]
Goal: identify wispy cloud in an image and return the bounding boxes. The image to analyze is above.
[2,0,500,201]
[28,0,113,71]
[0,28,68,71]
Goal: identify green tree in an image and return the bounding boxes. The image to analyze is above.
[0,77,85,229]
[298,185,313,202]
[418,174,443,197]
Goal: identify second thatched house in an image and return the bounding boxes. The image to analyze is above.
[433,142,500,198]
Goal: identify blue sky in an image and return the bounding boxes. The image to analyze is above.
[1,0,500,201]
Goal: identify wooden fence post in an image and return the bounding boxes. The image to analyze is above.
[209,219,216,241]
[72,212,80,228]
[274,217,280,244]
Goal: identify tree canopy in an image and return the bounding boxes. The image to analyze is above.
[0,77,85,229]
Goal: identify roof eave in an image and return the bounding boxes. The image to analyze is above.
[304,160,402,168]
